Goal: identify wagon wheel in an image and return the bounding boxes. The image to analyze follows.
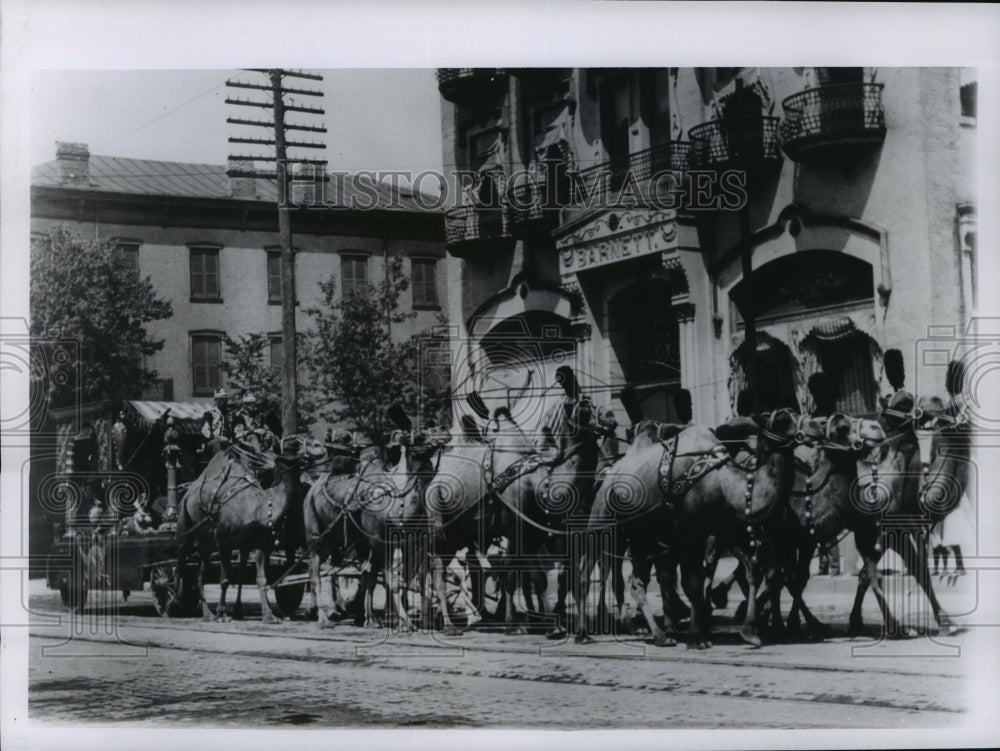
[58,574,88,613]
[150,564,177,617]
[274,582,306,615]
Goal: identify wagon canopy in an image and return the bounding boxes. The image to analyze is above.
[125,400,210,435]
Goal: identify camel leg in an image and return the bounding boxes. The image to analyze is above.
[254,549,279,623]
[233,549,248,620]
[785,540,830,640]
[612,541,628,626]
[630,570,673,647]
[544,560,568,639]
[360,555,379,629]
[468,546,491,622]
[216,547,232,622]
[681,552,711,650]
[306,548,320,620]
[760,552,786,641]
[552,562,567,617]
[388,550,414,632]
[422,555,436,631]
[310,550,334,628]
[573,535,598,644]
[849,532,913,638]
[900,530,959,635]
[734,549,761,648]
[504,568,526,635]
[199,545,214,621]
[656,560,688,635]
[532,566,549,616]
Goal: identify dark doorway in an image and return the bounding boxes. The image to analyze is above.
[608,279,682,422]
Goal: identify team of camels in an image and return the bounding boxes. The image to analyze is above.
[170,354,974,648]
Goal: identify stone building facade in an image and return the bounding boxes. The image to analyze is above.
[436,67,977,429]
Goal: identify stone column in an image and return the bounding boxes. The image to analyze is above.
[562,275,594,388]
[673,300,697,411]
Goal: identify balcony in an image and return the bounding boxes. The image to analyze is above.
[687,117,782,169]
[444,205,513,259]
[508,179,562,235]
[780,83,886,161]
[436,69,508,104]
[567,141,693,202]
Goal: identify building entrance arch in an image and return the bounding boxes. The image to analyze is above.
[727,249,881,415]
[607,277,683,423]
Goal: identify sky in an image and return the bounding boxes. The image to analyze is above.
[30,69,444,177]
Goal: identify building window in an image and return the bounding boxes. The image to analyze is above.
[411,258,439,309]
[341,254,368,296]
[114,241,139,274]
[191,333,223,396]
[268,334,284,369]
[960,82,977,120]
[190,246,221,302]
[267,251,282,304]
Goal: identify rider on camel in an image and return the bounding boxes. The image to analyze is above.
[537,365,587,464]
[233,392,278,452]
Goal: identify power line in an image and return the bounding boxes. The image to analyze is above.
[95,78,230,151]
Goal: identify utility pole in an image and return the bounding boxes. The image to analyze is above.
[730,77,758,409]
[225,70,326,437]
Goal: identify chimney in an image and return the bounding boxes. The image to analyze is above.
[56,142,90,186]
[227,159,258,200]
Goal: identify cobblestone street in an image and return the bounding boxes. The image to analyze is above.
[20,575,984,731]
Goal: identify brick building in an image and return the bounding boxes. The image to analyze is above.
[436,67,977,428]
[31,143,446,405]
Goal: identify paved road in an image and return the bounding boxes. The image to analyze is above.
[21,574,981,731]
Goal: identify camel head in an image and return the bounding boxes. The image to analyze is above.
[490,406,533,450]
[879,389,917,433]
[756,408,800,452]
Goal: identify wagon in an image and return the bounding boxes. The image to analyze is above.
[45,521,308,617]
[42,399,309,617]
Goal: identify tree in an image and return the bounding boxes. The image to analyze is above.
[219,332,319,434]
[30,227,173,406]
[304,256,451,441]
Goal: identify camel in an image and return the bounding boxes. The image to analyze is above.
[847,393,970,637]
[173,435,326,622]
[423,406,540,635]
[574,410,801,649]
[303,425,444,631]
[764,413,887,640]
[491,398,604,635]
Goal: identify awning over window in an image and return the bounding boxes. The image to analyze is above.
[535,105,574,157]
[477,132,507,176]
[126,400,210,434]
[809,316,859,342]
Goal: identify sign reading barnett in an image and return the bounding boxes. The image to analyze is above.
[557,209,678,275]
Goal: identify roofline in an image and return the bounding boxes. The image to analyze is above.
[30,183,442,217]
[31,184,445,241]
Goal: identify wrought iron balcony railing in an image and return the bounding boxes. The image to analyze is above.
[568,141,693,199]
[436,69,508,104]
[508,179,563,233]
[444,204,513,258]
[687,117,782,169]
[779,83,886,161]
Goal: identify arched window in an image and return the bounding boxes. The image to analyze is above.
[730,334,799,415]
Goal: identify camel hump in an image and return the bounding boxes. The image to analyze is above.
[713,417,759,456]
[714,417,759,443]
[657,423,686,441]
